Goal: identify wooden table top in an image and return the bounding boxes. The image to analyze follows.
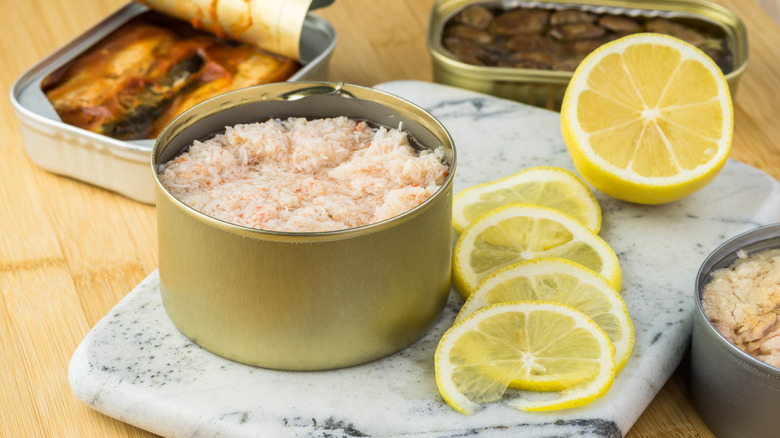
[2,0,779,436]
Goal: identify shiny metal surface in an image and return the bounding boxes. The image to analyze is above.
[427,0,748,111]
[691,223,780,438]
[152,82,457,370]
[138,0,330,61]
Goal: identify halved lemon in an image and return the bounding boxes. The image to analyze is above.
[452,166,601,234]
[561,33,733,205]
[435,301,616,414]
[452,203,621,299]
[457,258,633,374]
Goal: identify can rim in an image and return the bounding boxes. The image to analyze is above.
[151,81,457,242]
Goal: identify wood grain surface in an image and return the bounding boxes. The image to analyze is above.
[2,0,779,437]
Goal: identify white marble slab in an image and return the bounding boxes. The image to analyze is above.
[69,80,780,438]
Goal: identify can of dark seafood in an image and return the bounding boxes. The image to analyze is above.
[691,223,780,438]
[427,0,748,110]
[152,82,457,371]
[10,1,336,204]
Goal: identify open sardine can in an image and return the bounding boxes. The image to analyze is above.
[11,0,337,204]
[151,82,457,371]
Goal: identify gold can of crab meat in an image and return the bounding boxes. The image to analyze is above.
[152,82,456,371]
[428,0,748,111]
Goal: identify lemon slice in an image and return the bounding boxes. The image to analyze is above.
[457,258,633,374]
[435,301,616,414]
[452,203,621,299]
[452,166,602,234]
[561,33,733,205]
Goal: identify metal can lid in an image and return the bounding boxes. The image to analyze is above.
[137,0,333,60]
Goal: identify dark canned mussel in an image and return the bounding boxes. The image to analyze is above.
[441,2,733,74]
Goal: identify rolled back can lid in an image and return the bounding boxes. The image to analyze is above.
[136,0,334,60]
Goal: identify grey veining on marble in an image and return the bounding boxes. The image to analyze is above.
[69,80,780,438]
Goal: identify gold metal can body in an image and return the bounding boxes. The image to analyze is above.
[152,82,456,371]
[428,0,748,111]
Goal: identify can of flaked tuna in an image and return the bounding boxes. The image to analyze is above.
[691,223,780,438]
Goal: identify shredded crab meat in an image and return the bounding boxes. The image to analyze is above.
[159,116,449,232]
